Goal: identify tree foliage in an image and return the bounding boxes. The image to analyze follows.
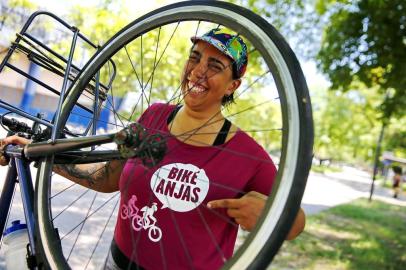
[316,0,406,119]
[312,83,387,162]
[230,0,322,59]
[383,117,406,157]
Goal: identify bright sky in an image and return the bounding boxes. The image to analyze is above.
[31,0,178,17]
[29,0,329,90]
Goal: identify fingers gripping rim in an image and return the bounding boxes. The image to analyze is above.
[34,1,313,269]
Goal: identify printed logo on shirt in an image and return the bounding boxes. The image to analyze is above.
[121,195,162,242]
[151,163,210,212]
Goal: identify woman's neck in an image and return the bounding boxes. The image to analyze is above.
[166,105,225,147]
[180,105,224,129]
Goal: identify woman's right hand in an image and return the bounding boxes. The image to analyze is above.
[0,135,31,166]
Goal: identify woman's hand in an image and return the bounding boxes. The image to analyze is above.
[208,191,305,240]
[208,191,267,231]
[0,135,31,166]
[286,207,305,240]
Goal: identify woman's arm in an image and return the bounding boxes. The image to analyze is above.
[53,161,124,193]
[1,135,123,193]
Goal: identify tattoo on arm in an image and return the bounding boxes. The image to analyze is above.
[54,164,98,186]
[54,161,125,187]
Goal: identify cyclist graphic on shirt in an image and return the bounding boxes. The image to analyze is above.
[141,202,158,228]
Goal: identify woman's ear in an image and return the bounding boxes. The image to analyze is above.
[226,79,241,96]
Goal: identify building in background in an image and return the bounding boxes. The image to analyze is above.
[0,14,116,131]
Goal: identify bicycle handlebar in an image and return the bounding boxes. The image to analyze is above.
[0,115,33,135]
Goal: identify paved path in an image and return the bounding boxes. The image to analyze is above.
[302,166,406,216]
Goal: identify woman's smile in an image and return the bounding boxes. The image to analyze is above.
[187,81,208,95]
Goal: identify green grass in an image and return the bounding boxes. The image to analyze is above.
[311,164,342,174]
[271,198,406,270]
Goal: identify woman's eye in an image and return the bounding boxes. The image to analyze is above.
[188,55,198,62]
[209,64,222,72]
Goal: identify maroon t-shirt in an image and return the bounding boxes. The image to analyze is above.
[114,103,276,270]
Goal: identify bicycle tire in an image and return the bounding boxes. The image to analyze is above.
[34,1,313,269]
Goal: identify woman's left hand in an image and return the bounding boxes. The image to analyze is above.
[207,191,305,239]
[207,191,267,231]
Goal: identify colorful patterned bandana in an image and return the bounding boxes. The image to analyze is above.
[191,28,248,78]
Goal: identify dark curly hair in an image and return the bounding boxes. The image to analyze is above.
[393,165,402,175]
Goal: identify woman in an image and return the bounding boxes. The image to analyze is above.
[392,166,402,198]
[1,29,305,270]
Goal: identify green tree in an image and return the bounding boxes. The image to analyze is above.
[230,0,321,59]
[383,117,406,157]
[316,0,406,119]
[313,83,384,162]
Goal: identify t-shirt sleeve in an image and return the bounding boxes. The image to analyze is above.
[245,150,277,196]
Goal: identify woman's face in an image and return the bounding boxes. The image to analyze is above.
[181,41,240,112]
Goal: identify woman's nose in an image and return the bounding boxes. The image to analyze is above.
[190,61,207,79]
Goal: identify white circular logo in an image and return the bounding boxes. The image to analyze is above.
[151,163,210,212]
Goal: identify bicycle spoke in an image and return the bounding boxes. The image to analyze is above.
[66,191,99,261]
[50,182,77,199]
[60,192,120,241]
[124,46,146,104]
[166,197,195,269]
[68,110,125,130]
[147,27,162,106]
[196,207,227,263]
[52,189,91,220]
[84,197,119,270]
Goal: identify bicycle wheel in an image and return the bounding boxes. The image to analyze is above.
[35,1,313,269]
[148,226,162,243]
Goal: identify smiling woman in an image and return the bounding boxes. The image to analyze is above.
[0,1,313,269]
[104,29,281,269]
[175,40,242,146]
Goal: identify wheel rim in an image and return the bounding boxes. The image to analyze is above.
[35,1,313,269]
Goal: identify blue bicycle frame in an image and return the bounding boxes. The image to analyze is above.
[0,156,38,261]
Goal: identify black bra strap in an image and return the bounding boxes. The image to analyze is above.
[166,105,182,125]
[167,105,231,146]
[212,119,231,146]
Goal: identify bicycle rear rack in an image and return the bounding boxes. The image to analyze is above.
[0,11,116,138]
